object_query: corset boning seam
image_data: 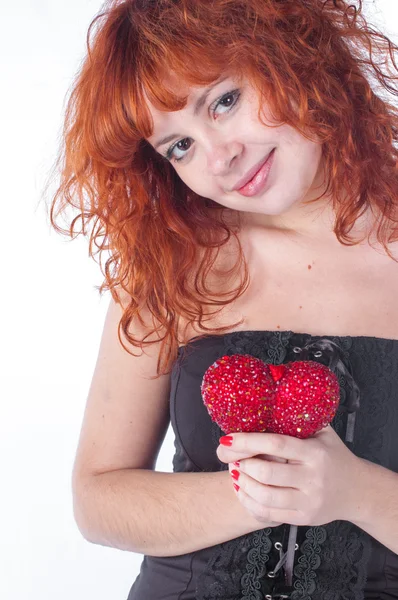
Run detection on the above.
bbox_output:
[171,353,204,472]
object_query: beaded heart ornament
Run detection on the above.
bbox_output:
[201,354,340,438]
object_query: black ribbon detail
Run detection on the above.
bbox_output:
[288,337,360,422]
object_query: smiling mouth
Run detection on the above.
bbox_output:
[231,149,275,192]
[233,148,276,197]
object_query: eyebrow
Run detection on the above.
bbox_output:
[154,76,229,150]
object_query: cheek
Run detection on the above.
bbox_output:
[176,165,214,196]
[291,144,323,193]
[304,142,324,183]
[282,127,323,177]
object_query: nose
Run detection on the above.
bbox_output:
[206,139,243,176]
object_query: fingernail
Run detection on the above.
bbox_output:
[231,469,240,481]
[233,483,240,492]
[233,461,240,467]
[219,435,233,446]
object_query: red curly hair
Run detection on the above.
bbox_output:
[47,0,398,377]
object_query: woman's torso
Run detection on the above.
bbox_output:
[128,219,398,600]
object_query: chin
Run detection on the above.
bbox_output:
[264,181,314,212]
[251,195,300,216]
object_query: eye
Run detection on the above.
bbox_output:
[165,138,193,163]
[165,89,241,163]
[210,89,241,119]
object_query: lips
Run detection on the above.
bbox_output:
[231,149,275,191]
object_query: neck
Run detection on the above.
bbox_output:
[238,167,376,246]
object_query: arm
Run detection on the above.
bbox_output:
[350,458,398,555]
[74,468,266,556]
[72,294,275,557]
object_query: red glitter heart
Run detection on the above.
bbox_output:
[201,354,340,438]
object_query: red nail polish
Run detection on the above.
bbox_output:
[233,461,240,467]
[231,469,240,481]
[219,435,233,446]
[233,483,240,492]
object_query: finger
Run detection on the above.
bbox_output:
[218,449,288,465]
[233,467,302,510]
[257,454,288,464]
[224,432,310,462]
[233,481,302,525]
[217,445,293,465]
[239,457,302,489]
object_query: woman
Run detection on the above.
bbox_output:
[49,0,398,598]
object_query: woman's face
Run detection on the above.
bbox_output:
[146,74,325,219]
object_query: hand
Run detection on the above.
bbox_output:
[216,425,366,527]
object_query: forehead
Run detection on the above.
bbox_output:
[144,75,190,118]
[144,72,235,143]
[143,74,195,138]
[145,72,221,117]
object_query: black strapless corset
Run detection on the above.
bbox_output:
[127,330,398,600]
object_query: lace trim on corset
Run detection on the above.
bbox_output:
[290,526,327,598]
[241,529,274,599]
[195,531,268,600]
[196,330,374,600]
[290,521,372,600]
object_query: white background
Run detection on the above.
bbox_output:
[0,1,397,599]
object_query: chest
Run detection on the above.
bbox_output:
[196,231,398,340]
